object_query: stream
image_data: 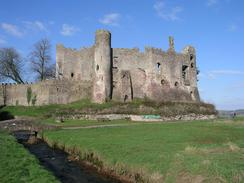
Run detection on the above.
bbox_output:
[13,130,121,183]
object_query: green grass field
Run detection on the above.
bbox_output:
[0,132,58,183]
[43,120,244,183]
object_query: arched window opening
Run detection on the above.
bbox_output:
[191,63,194,68]
[190,54,194,61]
[161,79,165,85]
[96,64,99,71]
[71,73,74,78]
[182,65,188,80]
[124,95,128,102]
[190,91,195,100]
[156,62,161,72]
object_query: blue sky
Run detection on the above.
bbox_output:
[0,0,243,110]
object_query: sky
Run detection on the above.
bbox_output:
[0,0,243,110]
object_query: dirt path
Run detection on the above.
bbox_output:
[61,124,135,130]
[60,119,207,130]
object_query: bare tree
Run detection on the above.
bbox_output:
[45,63,55,79]
[0,48,24,84]
[30,38,55,81]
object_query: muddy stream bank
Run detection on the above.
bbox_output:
[13,130,122,183]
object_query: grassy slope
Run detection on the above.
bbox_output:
[0,99,216,120]
[0,100,94,118]
[0,132,58,183]
[43,120,244,182]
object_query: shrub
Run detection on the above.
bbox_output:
[26,87,32,105]
[31,94,37,106]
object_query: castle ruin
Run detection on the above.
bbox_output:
[0,30,200,106]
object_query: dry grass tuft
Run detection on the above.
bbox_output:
[191,175,206,183]
[27,136,38,144]
[184,143,242,155]
[184,146,208,155]
[176,172,206,183]
[202,159,211,166]
[150,172,164,183]
[226,142,240,152]
[184,146,199,153]
[232,171,244,183]
[210,176,227,183]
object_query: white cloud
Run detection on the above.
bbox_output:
[217,97,244,110]
[207,0,231,7]
[48,21,55,25]
[207,0,218,6]
[0,38,6,45]
[23,21,48,32]
[199,70,244,80]
[227,82,244,90]
[60,24,80,36]
[227,24,238,32]
[198,88,205,93]
[1,23,24,37]
[210,70,244,75]
[153,1,183,21]
[99,13,120,26]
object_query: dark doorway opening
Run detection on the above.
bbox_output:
[124,95,128,102]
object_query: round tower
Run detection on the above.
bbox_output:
[182,46,200,102]
[92,30,112,103]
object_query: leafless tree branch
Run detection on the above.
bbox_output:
[0,48,24,84]
[29,38,55,81]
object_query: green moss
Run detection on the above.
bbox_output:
[26,87,32,105]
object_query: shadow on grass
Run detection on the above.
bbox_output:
[0,106,14,121]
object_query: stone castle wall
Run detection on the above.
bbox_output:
[56,45,95,81]
[0,30,200,106]
[111,46,199,102]
[0,79,92,106]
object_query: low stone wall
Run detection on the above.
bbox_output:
[0,79,92,106]
[0,119,57,132]
[56,113,217,122]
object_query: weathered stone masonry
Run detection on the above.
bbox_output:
[0,30,200,106]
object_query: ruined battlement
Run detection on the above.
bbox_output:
[113,48,140,53]
[0,30,200,106]
[144,47,166,55]
[56,44,94,55]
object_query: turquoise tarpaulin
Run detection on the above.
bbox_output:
[143,115,161,119]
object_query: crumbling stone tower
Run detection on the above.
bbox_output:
[93,30,112,103]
